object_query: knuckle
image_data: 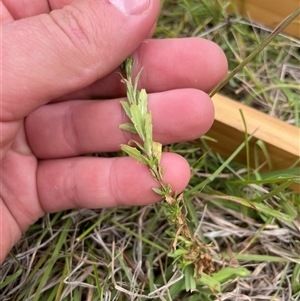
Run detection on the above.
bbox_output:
[49,4,99,60]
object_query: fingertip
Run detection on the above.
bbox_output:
[182,38,228,92]
[111,153,190,206]
[200,39,228,91]
[160,152,191,194]
[133,37,228,93]
[150,88,215,143]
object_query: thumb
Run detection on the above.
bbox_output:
[2,0,160,120]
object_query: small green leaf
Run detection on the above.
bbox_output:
[211,267,251,283]
[168,248,188,258]
[185,265,197,292]
[120,100,132,119]
[130,104,145,141]
[120,145,149,165]
[152,141,162,164]
[138,89,148,117]
[152,187,165,196]
[119,123,137,134]
[198,273,221,292]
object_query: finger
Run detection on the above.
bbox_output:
[0,2,15,24]
[2,0,160,121]
[26,89,214,158]
[2,0,156,37]
[37,153,191,213]
[134,38,228,93]
[2,0,51,19]
[2,0,78,19]
[55,38,228,101]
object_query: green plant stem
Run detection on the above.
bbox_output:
[119,57,215,280]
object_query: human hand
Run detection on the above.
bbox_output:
[0,0,227,264]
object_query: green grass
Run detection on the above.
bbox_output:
[1,1,299,300]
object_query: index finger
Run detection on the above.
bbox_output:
[55,38,228,101]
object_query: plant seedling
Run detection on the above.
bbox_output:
[119,58,214,283]
[118,7,300,289]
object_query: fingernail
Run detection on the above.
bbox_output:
[108,0,149,15]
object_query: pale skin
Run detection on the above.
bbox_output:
[0,0,228,264]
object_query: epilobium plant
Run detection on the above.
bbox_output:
[119,58,214,284]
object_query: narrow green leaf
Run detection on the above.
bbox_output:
[119,123,137,134]
[239,109,250,180]
[185,265,197,292]
[152,141,162,164]
[138,89,148,117]
[229,176,298,185]
[33,218,73,301]
[198,273,221,292]
[254,202,295,223]
[250,179,295,202]
[186,132,256,197]
[121,144,149,165]
[0,265,23,290]
[120,100,132,119]
[152,187,165,196]
[222,253,296,262]
[130,104,145,140]
[254,140,273,170]
[144,112,153,156]
[211,267,251,283]
[203,194,294,223]
[168,249,188,258]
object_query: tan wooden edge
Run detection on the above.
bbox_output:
[206,93,300,193]
[226,0,300,39]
